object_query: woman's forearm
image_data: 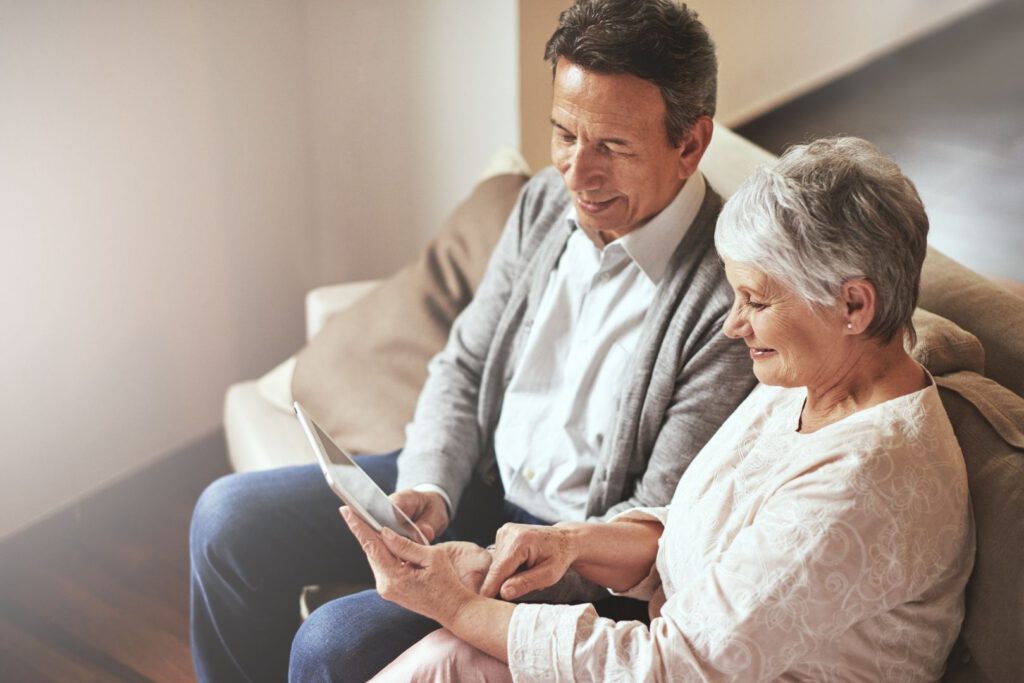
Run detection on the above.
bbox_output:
[443,594,516,663]
[559,519,662,592]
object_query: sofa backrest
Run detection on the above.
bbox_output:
[910,248,1024,682]
[919,247,1024,397]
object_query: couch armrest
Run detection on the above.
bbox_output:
[226,278,382,472]
[305,280,381,341]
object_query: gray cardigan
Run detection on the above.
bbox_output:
[398,167,756,526]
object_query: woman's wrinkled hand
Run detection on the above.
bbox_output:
[340,507,486,623]
[480,523,579,601]
[442,540,493,593]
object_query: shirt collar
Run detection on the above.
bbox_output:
[563,172,706,284]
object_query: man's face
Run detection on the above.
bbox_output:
[550,59,693,242]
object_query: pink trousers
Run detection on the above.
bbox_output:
[370,629,513,683]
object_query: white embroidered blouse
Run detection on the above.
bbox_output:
[507,381,975,682]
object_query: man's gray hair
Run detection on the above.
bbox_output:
[715,137,929,346]
[544,0,717,146]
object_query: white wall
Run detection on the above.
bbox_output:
[0,0,518,542]
[303,1,519,283]
[689,0,997,125]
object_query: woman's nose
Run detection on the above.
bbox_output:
[722,304,749,339]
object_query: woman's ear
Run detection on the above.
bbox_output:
[841,279,876,335]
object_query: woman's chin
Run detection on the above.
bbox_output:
[751,365,796,388]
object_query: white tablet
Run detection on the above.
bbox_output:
[294,401,428,545]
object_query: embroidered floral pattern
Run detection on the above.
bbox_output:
[508,383,975,682]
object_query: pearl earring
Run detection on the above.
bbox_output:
[847,323,853,330]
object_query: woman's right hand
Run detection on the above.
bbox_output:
[481,518,664,599]
[480,523,579,600]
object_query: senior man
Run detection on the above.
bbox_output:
[190,1,755,681]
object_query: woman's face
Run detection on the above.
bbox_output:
[722,257,846,388]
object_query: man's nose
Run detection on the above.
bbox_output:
[562,146,604,193]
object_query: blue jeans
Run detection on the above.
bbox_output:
[189,452,546,683]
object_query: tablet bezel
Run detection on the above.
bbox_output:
[294,401,428,545]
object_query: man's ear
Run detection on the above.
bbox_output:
[841,278,877,335]
[677,115,714,179]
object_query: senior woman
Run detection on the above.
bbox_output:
[343,137,975,681]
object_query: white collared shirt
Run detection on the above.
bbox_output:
[491,173,707,522]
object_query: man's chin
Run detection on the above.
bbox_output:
[575,213,627,237]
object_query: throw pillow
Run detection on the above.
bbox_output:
[291,172,528,454]
[909,308,985,376]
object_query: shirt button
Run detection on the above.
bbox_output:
[524,469,535,481]
[601,272,611,282]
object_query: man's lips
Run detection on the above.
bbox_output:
[748,346,776,360]
[575,196,617,214]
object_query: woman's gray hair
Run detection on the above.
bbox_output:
[715,136,929,346]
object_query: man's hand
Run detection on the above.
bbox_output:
[479,523,579,601]
[389,489,450,543]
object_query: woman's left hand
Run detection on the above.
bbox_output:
[340,507,489,624]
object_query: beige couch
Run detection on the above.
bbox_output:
[224,125,1024,681]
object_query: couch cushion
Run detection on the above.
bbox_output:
[904,310,1024,681]
[936,381,1024,683]
[291,172,528,454]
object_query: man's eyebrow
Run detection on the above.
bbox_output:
[550,118,571,134]
[602,135,632,147]
[549,118,632,147]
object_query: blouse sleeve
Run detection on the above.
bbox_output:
[603,506,669,601]
[507,442,966,682]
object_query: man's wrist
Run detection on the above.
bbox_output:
[412,484,453,517]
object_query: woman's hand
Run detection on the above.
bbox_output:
[340,507,481,624]
[343,506,517,664]
[480,523,579,600]
[442,540,494,593]
[482,519,665,598]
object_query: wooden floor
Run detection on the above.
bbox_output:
[0,435,230,683]
[738,0,1024,284]
[1,3,1020,681]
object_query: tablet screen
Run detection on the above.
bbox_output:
[299,405,427,544]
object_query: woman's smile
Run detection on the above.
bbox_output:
[748,346,776,360]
